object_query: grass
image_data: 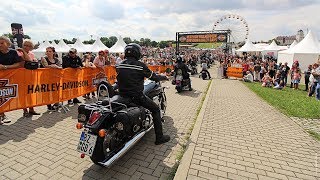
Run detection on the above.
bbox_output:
[244,82,319,119]
[167,80,212,180]
[308,131,320,141]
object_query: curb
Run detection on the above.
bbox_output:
[174,78,214,180]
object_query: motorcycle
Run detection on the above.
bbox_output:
[200,70,208,80]
[189,64,198,75]
[76,79,167,167]
[172,69,192,93]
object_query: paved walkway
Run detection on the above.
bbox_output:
[0,69,211,179]
[175,68,320,180]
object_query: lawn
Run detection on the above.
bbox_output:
[244,82,319,119]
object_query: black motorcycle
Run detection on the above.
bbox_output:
[76,80,167,167]
[172,69,192,93]
[189,64,198,75]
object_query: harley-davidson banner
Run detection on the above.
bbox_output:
[178,33,227,43]
[0,65,172,113]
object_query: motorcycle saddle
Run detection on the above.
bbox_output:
[101,95,137,108]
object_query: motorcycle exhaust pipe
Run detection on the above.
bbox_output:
[99,125,154,167]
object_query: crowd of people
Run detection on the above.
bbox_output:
[1,34,319,125]
[217,54,320,101]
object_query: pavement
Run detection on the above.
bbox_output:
[175,66,320,180]
[0,69,211,179]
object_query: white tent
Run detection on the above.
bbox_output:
[33,40,52,59]
[33,40,51,53]
[72,38,88,52]
[51,41,59,49]
[262,40,288,60]
[254,43,269,51]
[56,39,71,53]
[289,40,298,49]
[278,30,320,70]
[90,37,109,53]
[109,36,127,53]
[236,39,261,52]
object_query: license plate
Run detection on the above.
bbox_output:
[77,131,97,156]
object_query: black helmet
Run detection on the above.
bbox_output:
[176,56,182,63]
[124,43,142,60]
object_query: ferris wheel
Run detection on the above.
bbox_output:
[213,14,249,44]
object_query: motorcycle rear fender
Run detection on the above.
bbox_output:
[85,112,113,133]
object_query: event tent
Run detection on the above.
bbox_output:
[33,40,52,59]
[261,40,288,60]
[278,30,320,70]
[289,40,298,49]
[109,36,127,53]
[56,39,71,53]
[51,41,59,49]
[90,37,109,52]
[236,39,261,52]
[72,38,88,52]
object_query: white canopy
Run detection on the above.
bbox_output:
[278,30,320,70]
[72,38,88,52]
[51,41,59,49]
[33,40,51,52]
[236,39,261,52]
[90,37,109,53]
[56,39,71,52]
[109,36,127,53]
[289,40,298,49]
[264,40,285,51]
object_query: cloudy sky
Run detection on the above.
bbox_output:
[0,0,319,43]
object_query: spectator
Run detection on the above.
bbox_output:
[292,68,301,90]
[93,50,106,68]
[253,62,261,82]
[309,63,319,97]
[283,62,290,86]
[304,65,312,91]
[261,73,272,87]
[312,63,320,100]
[273,70,284,89]
[82,54,96,99]
[62,48,83,105]
[21,40,40,117]
[243,71,253,82]
[41,47,62,111]
[0,36,24,124]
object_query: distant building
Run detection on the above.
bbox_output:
[275,30,305,46]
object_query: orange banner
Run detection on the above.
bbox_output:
[226,67,243,78]
[0,65,173,113]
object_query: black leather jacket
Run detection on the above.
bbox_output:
[62,55,83,68]
[116,57,166,97]
[174,62,190,79]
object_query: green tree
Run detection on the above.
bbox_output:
[144,38,151,47]
[54,40,59,44]
[139,38,145,46]
[151,41,158,47]
[83,39,95,45]
[63,39,73,44]
[109,36,117,47]
[100,37,110,47]
[158,41,169,48]
[71,38,77,44]
[123,37,132,44]
[2,33,31,39]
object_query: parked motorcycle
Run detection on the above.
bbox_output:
[76,79,167,167]
[201,70,208,80]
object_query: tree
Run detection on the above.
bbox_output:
[109,36,117,47]
[132,39,140,44]
[54,40,59,44]
[158,41,169,48]
[144,38,151,47]
[71,38,77,44]
[83,39,95,45]
[151,41,158,47]
[2,33,31,39]
[100,37,110,47]
[123,37,132,44]
[63,39,73,44]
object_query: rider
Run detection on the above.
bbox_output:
[174,56,192,89]
[200,59,211,79]
[116,43,170,145]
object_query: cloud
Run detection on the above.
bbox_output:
[0,0,319,43]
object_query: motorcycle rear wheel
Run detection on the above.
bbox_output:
[90,137,105,166]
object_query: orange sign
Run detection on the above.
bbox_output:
[226,67,243,78]
[0,65,173,113]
